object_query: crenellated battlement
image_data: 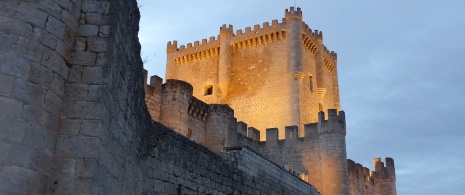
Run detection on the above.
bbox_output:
[220,24,234,35]
[162,79,193,95]
[318,109,346,136]
[347,159,376,184]
[188,96,210,121]
[285,6,302,19]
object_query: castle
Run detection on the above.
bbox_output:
[145,7,397,195]
[0,0,395,194]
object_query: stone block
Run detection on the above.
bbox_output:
[0,15,33,38]
[0,140,12,164]
[0,1,18,17]
[77,24,98,36]
[64,27,76,48]
[27,62,53,88]
[99,25,111,37]
[56,39,72,63]
[87,37,113,52]
[82,66,108,84]
[0,165,39,194]
[50,73,65,97]
[0,73,15,97]
[41,47,69,77]
[17,38,44,63]
[0,96,23,117]
[61,10,78,31]
[68,0,81,19]
[80,120,104,137]
[9,143,33,167]
[14,79,46,107]
[85,13,117,25]
[60,119,81,136]
[43,90,63,116]
[63,101,106,119]
[46,15,66,38]
[95,53,112,66]
[42,32,58,49]
[14,5,48,28]
[68,136,101,158]
[71,51,97,66]
[21,119,55,148]
[68,65,83,83]
[38,0,62,20]
[74,37,86,51]
[82,1,109,13]
[0,114,27,143]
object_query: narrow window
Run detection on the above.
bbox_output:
[309,75,314,92]
[204,85,213,96]
[187,128,193,138]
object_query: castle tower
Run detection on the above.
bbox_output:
[285,7,305,130]
[218,24,233,97]
[159,79,193,136]
[375,157,397,195]
[318,109,349,194]
[163,7,341,140]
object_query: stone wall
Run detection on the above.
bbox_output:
[0,0,321,194]
[0,0,78,193]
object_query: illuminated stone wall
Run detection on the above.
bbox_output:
[165,7,340,140]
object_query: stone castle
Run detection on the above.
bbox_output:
[0,0,395,194]
[145,6,397,195]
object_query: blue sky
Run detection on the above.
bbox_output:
[137,1,465,194]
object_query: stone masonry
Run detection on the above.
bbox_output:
[0,1,395,194]
[148,6,397,195]
[0,0,321,194]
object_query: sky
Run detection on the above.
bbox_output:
[137,1,465,194]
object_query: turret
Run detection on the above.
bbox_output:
[218,24,233,97]
[159,80,193,136]
[374,157,397,195]
[285,7,304,131]
[317,109,349,195]
[205,104,236,153]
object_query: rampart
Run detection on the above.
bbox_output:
[144,72,396,194]
[0,0,320,194]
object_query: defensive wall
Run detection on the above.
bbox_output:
[144,72,396,194]
[0,0,322,194]
[164,7,340,140]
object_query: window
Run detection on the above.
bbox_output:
[309,75,314,92]
[204,85,213,96]
[187,128,193,138]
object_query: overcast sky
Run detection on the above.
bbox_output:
[137,1,465,194]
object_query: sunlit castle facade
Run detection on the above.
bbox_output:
[144,7,396,195]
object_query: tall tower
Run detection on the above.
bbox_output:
[164,7,340,140]
[218,24,233,97]
[285,7,304,130]
[318,109,349,194]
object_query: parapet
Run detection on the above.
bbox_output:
[188,96,210,121]
[220,24,233,35]
[247,127,260,141]
[374,157,396,180]
[209,104,234,116]
[167,40,178,53]
[285,7,302,19]
[317,109,346,136]
[162,79,193,95]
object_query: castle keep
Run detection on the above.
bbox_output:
[0,0,395,194]
[165,7,340,140]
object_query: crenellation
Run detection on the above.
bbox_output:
[247,127,260,141]
[265,128,279,143]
